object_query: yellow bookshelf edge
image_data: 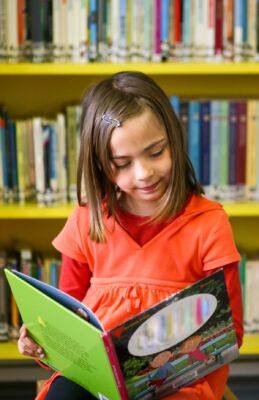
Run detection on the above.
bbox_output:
[0,334,258,360]
[0,202,259,219]
[2,62,259,76]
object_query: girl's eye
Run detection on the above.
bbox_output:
[150,148,164,158]
[113,162,130,169]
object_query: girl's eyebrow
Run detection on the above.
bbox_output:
[111,138,167,159]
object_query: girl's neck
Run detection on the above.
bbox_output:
[119,194,157,217]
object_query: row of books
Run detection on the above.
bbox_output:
[173,97,259,201]
[0,0,259,64]
[0,248,61,341]
[1,96,259,205]
[0,105,81,205]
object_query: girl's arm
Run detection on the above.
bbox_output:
[58,253,91,300]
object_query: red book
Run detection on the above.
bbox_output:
[215,0,223,56]
[174,0,181,43]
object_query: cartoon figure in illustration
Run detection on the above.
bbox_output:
[147,351,176,393]
[180,335,215,366]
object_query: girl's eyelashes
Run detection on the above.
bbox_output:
[113,161,130,169]
[149,148,164,158]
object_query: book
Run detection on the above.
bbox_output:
[5,268,239,400]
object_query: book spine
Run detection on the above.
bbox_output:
[188,101,201,181]
[234,0,243,61]
[200,101,211,193]
[179,101,189,150]
[30,0,45,62]
[152,0,161,61]
[247,0,256,60]
[118,0,127,62]
[102,332,129,400]
[160,0,169,60]
[56,113,68,204]
[33,117,45,206]
[228,101,237,199]
[6,0,19,62]
[89,0,98,61]
[0,251,9,341]
[206,0,215,61]
[209,100,221,198]
[174,0,181,59]
[215,0,223,59]
[245,100,257,200]
[0,0,7,62]
[143,0,152,61]
[223,0,234,60]
[236,101,247,199]
[218,100,229,200]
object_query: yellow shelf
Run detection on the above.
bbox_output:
[0,202,259,219]
[0,334,258,360]
[0,204,74,219]
[222,202,259,217]
[240,334,259,355]
[0,341,29,360]
[2,62,259,76]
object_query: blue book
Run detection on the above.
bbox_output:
[8,121,18,201]
[188,101,200,181]
[160,0,169,60]
[170,95,180,117]
[89,0,98,61]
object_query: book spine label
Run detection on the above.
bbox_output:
[102,332,129,400]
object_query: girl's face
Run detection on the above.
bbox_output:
[110,109,172,216]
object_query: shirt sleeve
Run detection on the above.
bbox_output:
[52,206,90,262]
[201,210,240,270]
[58,254,91,302]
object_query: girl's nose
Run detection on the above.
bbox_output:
[134,160,153,180]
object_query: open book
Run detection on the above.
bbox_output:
[5,269,239,400]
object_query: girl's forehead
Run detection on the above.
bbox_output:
[109,110,167,153]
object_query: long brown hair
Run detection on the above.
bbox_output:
[77,71,203,242]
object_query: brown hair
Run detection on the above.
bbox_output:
[77,71,203,242]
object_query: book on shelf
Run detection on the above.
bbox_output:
[5,268,239,400]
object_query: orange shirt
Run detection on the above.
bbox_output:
[52,194,242,399]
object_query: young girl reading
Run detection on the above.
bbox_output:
[18,71,243,400]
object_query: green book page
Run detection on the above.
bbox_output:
[5,269,121,400]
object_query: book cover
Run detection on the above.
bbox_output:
[5,268,239,400]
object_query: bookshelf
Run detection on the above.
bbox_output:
[1,62,259,382]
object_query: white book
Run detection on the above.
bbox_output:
[193,0,206,61]
[206,0,215,61]
[111,0,119,62]
[78,0,88,62]
[32,117,45,206]
[52,0,62,61]
[0,0,6,62]
[56,113,68,204]
[60,0,69,61]
[5,0,19,62]
[143,0,152,61]
[247,0,257,60]
[67,0,82,62]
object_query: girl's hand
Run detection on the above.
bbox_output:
[18,324,45,358]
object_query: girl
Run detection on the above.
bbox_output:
[18,71,243,400]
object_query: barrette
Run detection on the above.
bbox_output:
[101,114,121,128]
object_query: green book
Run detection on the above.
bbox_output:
[5,269,239,400]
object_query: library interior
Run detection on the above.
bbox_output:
[0,1,259,399]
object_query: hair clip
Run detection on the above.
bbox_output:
[101,114,121,128]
